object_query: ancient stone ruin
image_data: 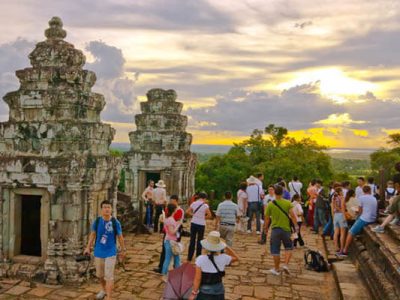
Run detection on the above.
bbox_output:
[125,88,196,208]
[0,17,119,284]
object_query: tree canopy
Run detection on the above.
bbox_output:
[195,124,334,205]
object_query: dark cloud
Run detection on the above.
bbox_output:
[295,21,313,29]
[85,41,125,80]
[0,38,36,120]
[187,83,344,132]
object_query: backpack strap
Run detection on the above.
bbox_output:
[94,216,101,247]
[111,217,118,243]
[272,201,295,232]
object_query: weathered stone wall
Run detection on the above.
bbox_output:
[125,88,196,208]
[0,17,119,284]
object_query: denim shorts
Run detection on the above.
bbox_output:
[349,218,372,236]
[270,228,293,256]
[333,213,348,229]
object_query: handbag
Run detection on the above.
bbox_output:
[170,240,184,255]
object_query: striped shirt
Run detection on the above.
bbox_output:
[216,200,238,226]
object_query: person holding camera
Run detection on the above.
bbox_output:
[84,200,126,300]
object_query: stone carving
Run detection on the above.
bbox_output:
[125,88,196,211]
[0,17,119,284]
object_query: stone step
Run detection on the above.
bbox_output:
[322,236,372,300]
[348,223,400,300]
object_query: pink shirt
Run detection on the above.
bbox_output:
[164,217,178,241]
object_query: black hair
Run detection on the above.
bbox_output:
[170,194,179,201]
[345,189,355,202]
[225,191,232,199]
[311,179,317,185]
[147,180,154,185]
[256,173,263,179]
[276,177,283,183]
[367,177,374,184]
[291,194,300,202]
[358,177,365,181]
[342,181,350,187]
[239,182,247,191]
[166,204,177,218]
[293,176,298,181]
[100,200,112,208]
[274,184,284,196]
[198,192,208,199]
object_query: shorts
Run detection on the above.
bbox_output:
[349,219,372,236]
[333,213,348,229]
[270,228,293,256]
[95,256,116,281]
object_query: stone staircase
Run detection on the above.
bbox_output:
[349,219,400,300]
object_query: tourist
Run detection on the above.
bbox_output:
[255,173,266,219]
[141,180,154,229]
[155,195,184,273]
[246,176,264,234]
[368,177,379,199]
[355,177,365,199]
[341,185,377,257]
[153,180,167,233]
[84,200,125,300]
[278,181,291,200]
[215,191,239,247]
[313,180,328,234]
[189,231,239,300]
[331,187,348,256]
[323,182,342,238]
[342,181,351,198]
[161,203,182,276]
[306,179,318,227]
[291,194,305,248]
[236,182,248,233]
[289,176,303,199]
[265,185,298,275]
[186,192,212,262]
[372,176,400,233]
[344,189,359,227]
[259,185,276,244]
[385,180,396,202]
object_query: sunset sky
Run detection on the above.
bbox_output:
[1,0,400,148]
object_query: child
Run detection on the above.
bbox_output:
[292,194,305,247]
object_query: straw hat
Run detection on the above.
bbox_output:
[156,180,167,188]
[200,231,226,252]
[246,175,258,185]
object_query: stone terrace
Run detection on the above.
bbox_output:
[0,222,340,299]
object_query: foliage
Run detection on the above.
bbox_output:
[331,158,370,178]
[195,153,223,164]
[118,168,126,192]
[109,148,124,157]
[195,124,334,205]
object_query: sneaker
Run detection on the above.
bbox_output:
[339,252,348,258]
[96,291,106,300]
[269,268,281,276]
[335,251,342,257]
[282,265,291,275]
[372,225,384,233]
[247,230,251,234]
[390,217,399,225]
[256,231,261,235]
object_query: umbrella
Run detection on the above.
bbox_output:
[163,263,196,299]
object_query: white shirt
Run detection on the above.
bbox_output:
[237,190,247,212]
[264,194,275,206]
[342,188,348,199]
[355,186,364,199]
[288,181,303,197]
[292,200,303,222]
[196,254,232,273]
[190,200,209,226]
[153,187,167,205]
[359,194,377,223]
[246,184,263,203]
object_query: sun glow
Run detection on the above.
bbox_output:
[279,68,376,102]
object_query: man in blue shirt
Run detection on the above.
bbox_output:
[84,200,126,300]
[341,185,377,257]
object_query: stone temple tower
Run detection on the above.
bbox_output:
[125,88,196,208]
[0,17,119,283]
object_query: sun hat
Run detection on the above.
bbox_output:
[200,231,226,252]
[246,176,258,185]
[156,180,167,188]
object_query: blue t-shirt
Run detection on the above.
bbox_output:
[358,195,377,223]
[91,217,122,258]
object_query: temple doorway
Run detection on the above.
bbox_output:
[20,195,41,256]
[145,172,160,189]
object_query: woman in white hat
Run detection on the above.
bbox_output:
[189,231,239,300]
[153,180,167,233]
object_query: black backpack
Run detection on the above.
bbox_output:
[94,216,118,246]
[304,250,329,272]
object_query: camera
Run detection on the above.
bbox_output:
[75,255,91,262]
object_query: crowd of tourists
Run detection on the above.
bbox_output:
[83,162,400,300]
